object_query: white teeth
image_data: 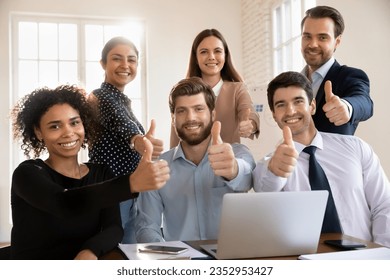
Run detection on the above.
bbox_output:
[307,50,320,55]
[61,141,77,147]
[186,125,200,130]
[118,72,130,76]
[286,119,299,124]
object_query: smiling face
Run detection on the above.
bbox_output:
[196,36,225,79]
[301,17,341,72]
[34,103,84,161]
[172,93,215,146]
[272,86,317,144]
[101,43,138,91]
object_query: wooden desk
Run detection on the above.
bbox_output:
[100,233,382,260]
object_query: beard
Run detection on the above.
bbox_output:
[302,47,333,70]
[176,120,213,146]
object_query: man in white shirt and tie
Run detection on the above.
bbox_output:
[253,71,390,247]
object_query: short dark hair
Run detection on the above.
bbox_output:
[267,71,313,112]
[169,77,216,114]
[101,36,138,64]
[11,85,94,158]
[301,6,345,38]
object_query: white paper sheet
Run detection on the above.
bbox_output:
[118,241,209,260]
[299,247,390,260]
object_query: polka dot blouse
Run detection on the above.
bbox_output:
[88,82,145,176]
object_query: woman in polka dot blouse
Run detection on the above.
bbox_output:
[88,37,163,244]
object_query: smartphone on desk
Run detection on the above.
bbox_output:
[138,245,188,255]
[324,239,367,250]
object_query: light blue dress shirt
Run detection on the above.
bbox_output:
[135,142,255,242]
[253,131,390,247]
[303,57,335,98]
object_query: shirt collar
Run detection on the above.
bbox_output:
[314,57,335,79]
[301,57,335,80]
[212,79,223,96]
[172,144,186,161]
[295,130,324,154]
[101,82,129,102]
[171,140,211,164]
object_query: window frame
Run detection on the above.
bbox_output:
[10,12,147,167]
[272,0,316,76]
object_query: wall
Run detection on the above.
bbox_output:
[0,0,242,242]
[241,0,280,161]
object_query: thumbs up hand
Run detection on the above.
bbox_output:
[322,80,350,126]
[239,108,256,138]
[268,126,298,178]
[129,137,170,192]
[143,119,164,159]
[211,120,223,145]
[208,121,238,181]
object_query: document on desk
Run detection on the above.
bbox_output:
[299,247,390,260]
[118,241,209,260]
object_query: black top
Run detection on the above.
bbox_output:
[10,159,137,260]
[88,82,145,176]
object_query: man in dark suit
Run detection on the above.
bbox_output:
[301,6,373,135]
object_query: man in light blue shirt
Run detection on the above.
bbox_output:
[135,77,255,242]
[253,71,390,247]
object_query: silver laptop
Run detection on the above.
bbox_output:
[201,191,328,259]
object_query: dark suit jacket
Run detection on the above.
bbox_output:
[313,60,373,135]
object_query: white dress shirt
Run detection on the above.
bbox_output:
[253,131,390,247]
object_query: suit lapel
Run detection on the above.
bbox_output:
[316,60,340,105]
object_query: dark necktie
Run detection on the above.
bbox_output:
[303,146,341,233]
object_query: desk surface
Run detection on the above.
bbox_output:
[100,233,382,260]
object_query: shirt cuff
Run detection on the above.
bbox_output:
[341,99,353,119]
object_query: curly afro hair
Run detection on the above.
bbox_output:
[11,84,95,159]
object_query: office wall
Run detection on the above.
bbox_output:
[0,0,242,242]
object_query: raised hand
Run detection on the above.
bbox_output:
[130,137,170,193]
[208,121,238,181]
[142,119,164,159]
[239,108,256,138]
[322,80,350,126]
[268,126,298,178]
[211,120,223,145]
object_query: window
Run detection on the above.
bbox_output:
[272,0,316,75]
[11,14,146,166]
